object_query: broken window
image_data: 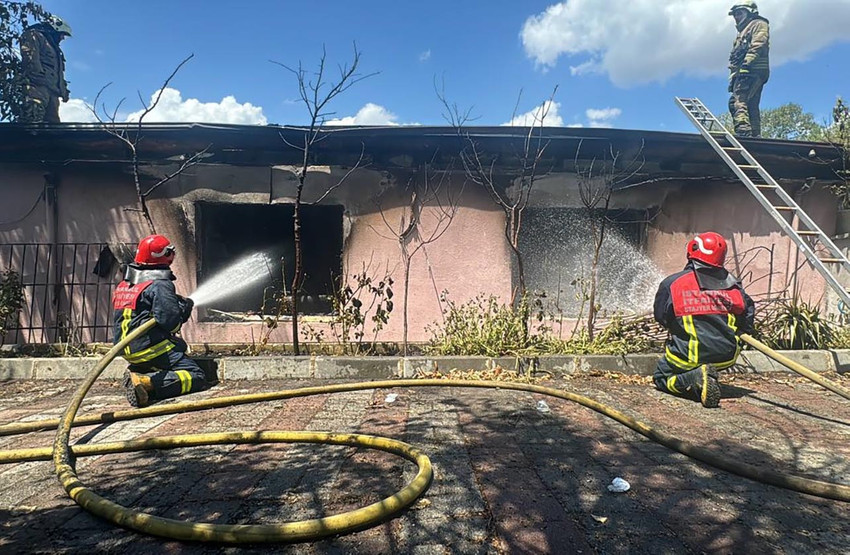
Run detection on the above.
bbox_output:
[196,202,343,317]
[520,207,659,316]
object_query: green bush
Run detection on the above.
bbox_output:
[427,293,656,357]
[427,293,541,356]
[0,269,24,341]
[546,315,655,355]
[757,298,835,350]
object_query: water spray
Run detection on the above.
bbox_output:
[189,252,274,307]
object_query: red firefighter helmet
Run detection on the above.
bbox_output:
[134,234,176,266]
[686,231,727,267]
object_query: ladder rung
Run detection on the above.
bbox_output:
[678,96,850,307]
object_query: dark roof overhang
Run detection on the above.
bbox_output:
[0,122,843,185]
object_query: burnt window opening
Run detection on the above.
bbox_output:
[519,207,657,317]
[196,202,343,318]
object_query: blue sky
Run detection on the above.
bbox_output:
[42,0,850,133]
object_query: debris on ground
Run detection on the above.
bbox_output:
[607,477,631,493]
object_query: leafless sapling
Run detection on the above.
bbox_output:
[270,43,377,355]
[88,54,210,234]
[371,154,464,355]
[437,81,558,305]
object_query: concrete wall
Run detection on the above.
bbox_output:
[0,162,841,344]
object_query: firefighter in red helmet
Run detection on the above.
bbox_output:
[112,235,210,407]
[652,232,755,408]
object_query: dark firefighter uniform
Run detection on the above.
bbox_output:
[112,264,207,401]
[653,260,755,397]
[727,2,770,137]
[20,23,69,123]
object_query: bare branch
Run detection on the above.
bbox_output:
[308,143,369,205]
[142,145,212,198]
[137,53,194,124]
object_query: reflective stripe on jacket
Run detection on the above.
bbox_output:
[112,265,185,363]
[654,264,755,370]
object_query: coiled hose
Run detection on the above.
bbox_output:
[0,323,848,543]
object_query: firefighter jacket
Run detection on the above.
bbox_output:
[112,264,192,364]
[654,262,755,371]
[729,14,770,79]
[20,24,69,99]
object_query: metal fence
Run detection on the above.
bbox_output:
[1,243,131,344]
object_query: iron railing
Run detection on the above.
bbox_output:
[1,243,131,344]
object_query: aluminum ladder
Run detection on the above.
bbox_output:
[675,96,850,308]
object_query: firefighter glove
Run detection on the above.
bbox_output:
[178,296,194,322]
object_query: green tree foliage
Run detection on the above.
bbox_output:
[0,269,25,341]
[0,1,50,122]
[831,97,850,149]
[719,102,826,141]
[825,97,850,207]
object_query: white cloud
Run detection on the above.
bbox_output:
[325,103,406,126]
[521,0,850,86]
[419,49,431,62]
[126,88,267,124]
[502,100,565,127]
[586,107,622,128]
[60,88,268,124]
[58,98,98,122]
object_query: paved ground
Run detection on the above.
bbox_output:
[1,371,850,554]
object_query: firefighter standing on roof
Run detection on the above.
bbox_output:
[727,0,770,138]
[112,235,211,408]
[653,232,755,408]
[19,14,71,123]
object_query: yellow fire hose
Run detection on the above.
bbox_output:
[0,323,848,543]
[740,333,850,401]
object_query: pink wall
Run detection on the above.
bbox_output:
[646,180,835,304]
[1,163,843,345]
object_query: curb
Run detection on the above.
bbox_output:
[2,350,850,380]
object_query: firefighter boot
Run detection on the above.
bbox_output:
[698,364,721,408]
[123,369,154,408]
[669,365,721,408]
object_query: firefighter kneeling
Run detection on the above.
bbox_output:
[112,235,211,407]
[653,232,755,408]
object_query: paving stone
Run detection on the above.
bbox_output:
[1,375,850,553]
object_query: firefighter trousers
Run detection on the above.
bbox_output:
[21,85,61,124]
[128,338,209,401]
[653,357,703,400]
[728,72,767,138]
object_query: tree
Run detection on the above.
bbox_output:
[438,84,558,303]
[271,44,376,355]
[574,142,644,341]
[372,155,463,355]
[0,0,49,122]
[821,97,850,208]
[88,55,210,233]
[718,102,825,141]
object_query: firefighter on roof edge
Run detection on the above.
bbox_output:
[112,235,211,408]
[727,0,770,138]
[653,232,755,408]
[19,14,71,123]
